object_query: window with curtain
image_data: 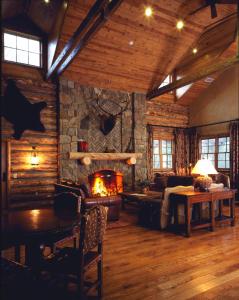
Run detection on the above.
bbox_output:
[200,136,230,169]
[152,127,174,171]
[153,139,174,170]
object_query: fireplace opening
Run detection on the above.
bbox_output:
[88,170,123,197]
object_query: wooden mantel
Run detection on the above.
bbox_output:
[68,152,143,165]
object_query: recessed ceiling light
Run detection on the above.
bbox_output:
[204,77,214,83]
[44,0,50,3]
[176,20,184,30]
[192,48,198,54]
[129,40,134,46]
[145,7,153,17]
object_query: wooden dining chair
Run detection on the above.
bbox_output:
[42,205,108,299]
[46,192,81,253]
[1,257,75,300]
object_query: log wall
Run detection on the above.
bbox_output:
[146,100,189,128]
[1,63,58,208]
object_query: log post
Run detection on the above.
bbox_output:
[126,157,137,165]
[81,156,91,165]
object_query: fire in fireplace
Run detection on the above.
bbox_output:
[88,170,123,197]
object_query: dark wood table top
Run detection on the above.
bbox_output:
[171,188,237,197]
[120,191,163,202]
[1,207,81,249]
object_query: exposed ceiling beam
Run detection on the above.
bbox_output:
[46,0,123,80]
[55,0,123,77]
[46,0,106,79]
[147,56,239,100]
[47,0,69,71]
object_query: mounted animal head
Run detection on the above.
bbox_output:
[93,91,130,135]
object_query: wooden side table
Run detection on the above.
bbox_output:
[170,189,236,237]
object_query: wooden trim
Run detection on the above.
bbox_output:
[147,56,239,99]
[68,152,142,165]
[68,152,142,160]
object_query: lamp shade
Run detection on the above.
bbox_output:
[191,159,218,176]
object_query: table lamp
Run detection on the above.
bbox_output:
[191,159,218,191]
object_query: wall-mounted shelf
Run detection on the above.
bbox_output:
[68,152,143,165]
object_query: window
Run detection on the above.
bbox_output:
[153,139,173,170]
[3,31,42,67]
[218,137,230,169]
[200,137,230,169]
[159,75,171,88]
[201,138,216,166]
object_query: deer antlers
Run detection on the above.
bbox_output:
[92,88,131,135]
[94,88,130,117]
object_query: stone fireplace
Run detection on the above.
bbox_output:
[59,78,147,189]
[88,170,123,197]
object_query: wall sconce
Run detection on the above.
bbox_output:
[30,146,39,166]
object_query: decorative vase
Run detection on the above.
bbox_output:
[78,139,88,152]
[195,175,213,191]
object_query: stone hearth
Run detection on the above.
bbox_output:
[59,78,147,188]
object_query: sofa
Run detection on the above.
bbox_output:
[152,174,194,192]
[54,183,122,221]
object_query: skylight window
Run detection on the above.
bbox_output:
[3,31,42,67]
[158,74,193,98]
[176,83,192,98]
[176,75,192,98]
[158,75,171,88]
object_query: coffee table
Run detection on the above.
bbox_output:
[120,191,163,210]
[119,191,163,229]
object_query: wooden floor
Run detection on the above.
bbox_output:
[103,205,239,300]
[2,204,239,300]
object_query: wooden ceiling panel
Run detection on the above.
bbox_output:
[3,0,235,95]
[60,0,236,93]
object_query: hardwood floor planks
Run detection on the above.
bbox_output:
[1,206,239,299]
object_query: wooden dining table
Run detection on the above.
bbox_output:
[1,207,81,267]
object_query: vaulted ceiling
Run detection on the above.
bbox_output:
[1,0,238,104]
[58,0,237,95]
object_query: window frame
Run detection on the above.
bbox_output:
[199,135,230,171]
[2,29,42,69]
[153,138,174,171]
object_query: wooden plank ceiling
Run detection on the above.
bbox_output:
[1,0,63,34]
[57,0,237,96]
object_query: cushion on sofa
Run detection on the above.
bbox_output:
[167,176,194,187]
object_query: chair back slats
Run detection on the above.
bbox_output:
[54,192,81,213]
[80,206,108,254]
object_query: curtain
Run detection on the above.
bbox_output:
[174,128,190,175]
[147,125,153,181]
[174,128,199,175]
[230,120,239,189]
[188,127,199,168]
